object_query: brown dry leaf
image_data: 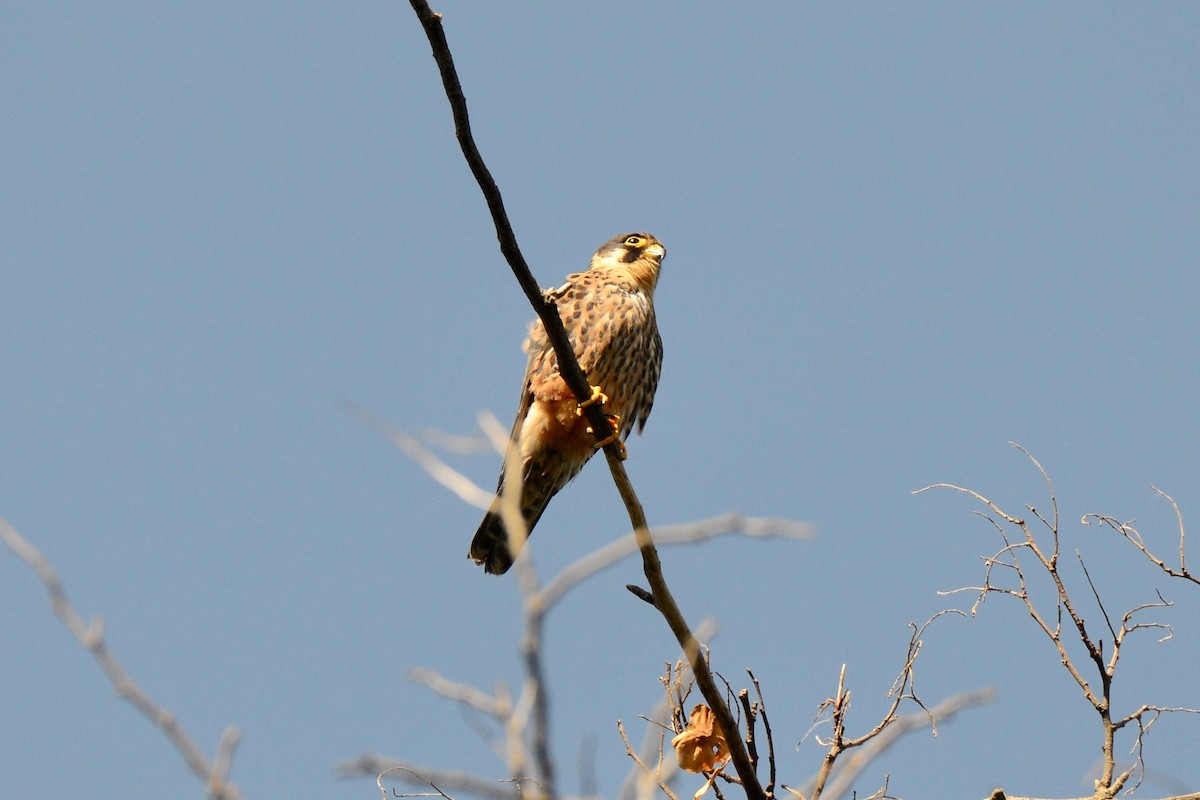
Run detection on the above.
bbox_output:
[671,703,730,774]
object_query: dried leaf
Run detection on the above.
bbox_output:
[671,704,730,774]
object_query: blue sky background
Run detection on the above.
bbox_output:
[3,3,1199,798]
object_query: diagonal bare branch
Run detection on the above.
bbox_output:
[539,515,814,610]
[1,515,244,800]
[343,401,495,510]
[407,667,509,718]
[405,4,765,797]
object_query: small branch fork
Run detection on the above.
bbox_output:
[791,611,966,800]
[738,671,777,799]
[1082,485,1198,587]
[405,3,764,798]
[617,657,704,800]
[915,442,1200,797]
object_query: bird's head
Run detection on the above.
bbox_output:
[591,232,667,292]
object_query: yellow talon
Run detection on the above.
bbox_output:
[588,414,626,460]
[576,384,609,413]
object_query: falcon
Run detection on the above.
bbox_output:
[469,233,667,574]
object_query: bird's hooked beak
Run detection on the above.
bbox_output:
[645,243,666,260]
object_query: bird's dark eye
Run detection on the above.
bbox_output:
[624,236,643,246]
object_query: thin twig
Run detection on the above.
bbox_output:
[377,767,455,800]
[801,689,995,800]
[342,402,496,510]
[0,516,244,800]
[747,671,776,798]
[407,667,509,718]
[619,720,679,800]
[1075,551,1117,645]
[343,756,518,800]
[1082,486,1198,586]
[540,515,813,609]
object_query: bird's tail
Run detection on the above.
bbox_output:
[468,457,575,575]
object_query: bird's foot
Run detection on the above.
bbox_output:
[543,281,571,302]
[576,384,609,412]
[578,386,625,459]
[588,414,626,460]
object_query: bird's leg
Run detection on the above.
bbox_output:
[576,384,609,411]
[576,386,625,459]
[588,414,626,460]
[543,281,571,302]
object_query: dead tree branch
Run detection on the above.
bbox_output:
[985,791,1200,800]
[406,4,764,796]
[619,720,680,800]
[1082,485,1198,587]
[917,442,1200,797]
[539,515,813,609]
[340,755,520,800]
[0,515,244,800]
[814,688,995,800]
[795,612,963,800]
[618,623,718,800]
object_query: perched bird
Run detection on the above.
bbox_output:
[469,233,667,574]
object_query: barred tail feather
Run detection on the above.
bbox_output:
[468,478,556,575]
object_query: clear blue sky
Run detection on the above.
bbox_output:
[3,4,1199,798]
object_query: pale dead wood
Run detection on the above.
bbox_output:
[793,612,961,800]
[814,689,995,800]
[619,720,680,800]
[1082,485,1198,586]
[342,402,495,510]
[540,516,814,610]
[407,667,509,718]
[340,755,518,800]
[917,443,1200,797]
[986,791,1200,800]
[0,515,244,800]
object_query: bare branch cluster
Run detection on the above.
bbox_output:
[332,413,806,797]
[611,616,992,800]
[619,658,778,800]
[618,658,704,800]
[789,612,985,800]
[336,667,539,800]
[917,443,1200,798]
